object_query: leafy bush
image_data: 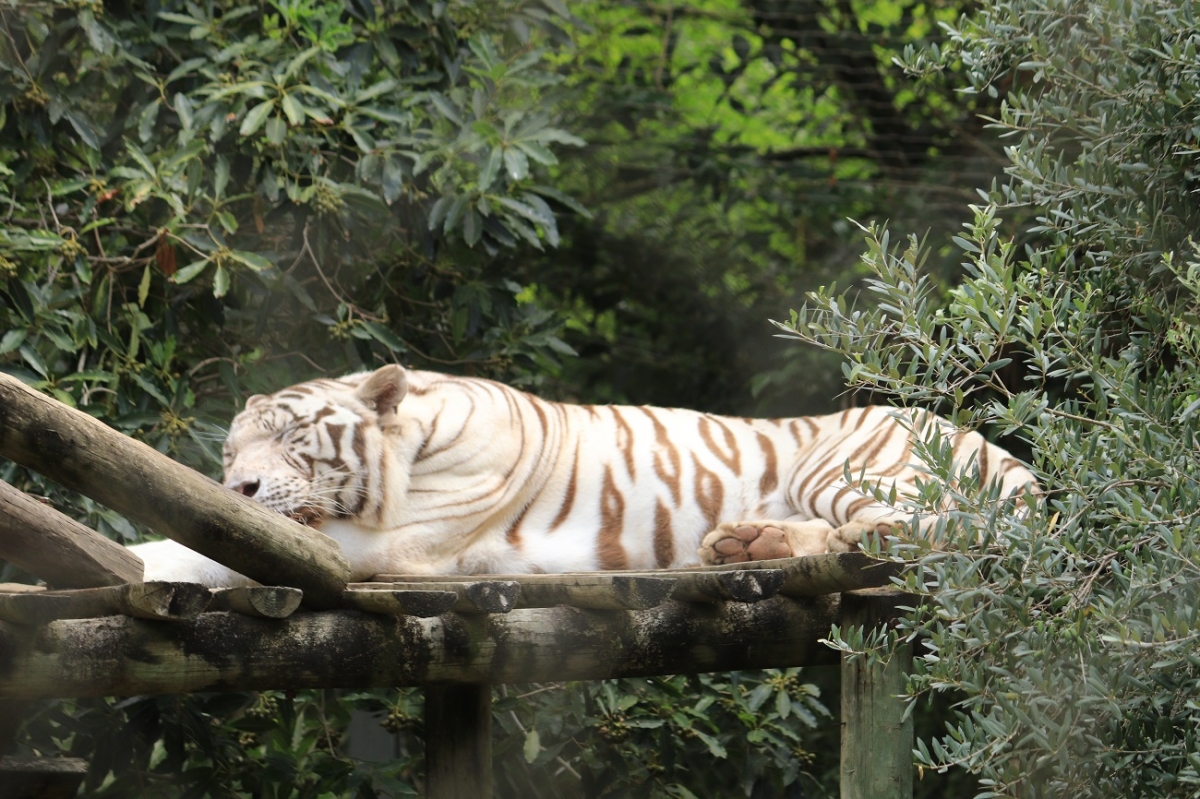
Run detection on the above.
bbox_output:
[779,0,1200,795]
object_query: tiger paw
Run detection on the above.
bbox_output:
[698,520,833,565]
[827,520,909,553]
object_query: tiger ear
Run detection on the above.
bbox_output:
[357,365,408,421]
[245,394,268,409]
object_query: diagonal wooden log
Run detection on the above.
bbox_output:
[0,478,143,588]
[0,595,843,698]
[0,581,211,624]
[0,373,349,608]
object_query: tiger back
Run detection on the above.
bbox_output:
[132,364,1036,585]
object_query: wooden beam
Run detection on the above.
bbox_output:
[373,569,784,606]
[0,373,349,608]
[341,589,457,617]
[425,684,492,799]
[353,581,521,614]
[373,552,904,600]
[840,590,913,799]
[0,582,211,624]
[0,595,841,698]
[0,478,143,588]
[0,756,88,799]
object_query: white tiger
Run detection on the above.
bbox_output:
[133,365,1036,585]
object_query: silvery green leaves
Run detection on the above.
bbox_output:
[780,2,1200,796]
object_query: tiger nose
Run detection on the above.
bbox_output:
[230,479,260,498]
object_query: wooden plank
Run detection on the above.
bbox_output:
[668,569,784,603]
[372,570,779,606]
[0,582,211,624]
[425,684,492,799]
[0,373,349,609]
[840,589,913,799]
[0,584,45,594]
[352,581,521,614]
[342,589,457,617]
[0,479,144,589]
[0,756,87,799]
[0,595,842,698]
[372,552,905,599]
[209,587,304,618]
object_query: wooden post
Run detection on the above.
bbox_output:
[840,590,913,799]
[0,479,144,588]
[0,373,349,608]
[425,684,492,799]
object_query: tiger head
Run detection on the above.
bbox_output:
[221,365,408,528]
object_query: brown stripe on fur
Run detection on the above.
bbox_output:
[852,407,873,431]
[654,499,675,568]
[639,407,682,506]
[700,416,741,474]
[506,502,531,545]
[612,407,637,480]
[844,495,876,521]
[978,441,990,482]
[692,453,725,531]
[415,396,473,462]
[598,466,628,569]
[756,431,779,496]
[549,445,580,532]
[788,420,805,447]
[794,427,890,517]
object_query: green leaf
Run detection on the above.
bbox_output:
[503,148,529,180]
[479,147,502,191]
[382,157,404,205]
[172,259,210,284]
[428,92,462,126]
[265,115,287,145]
[227,250,274,272]
[138,264,152,308]
[693,730,728,759]
[0,329,27,355]
[361,321,406,352]
[214,155,230,198]
[138,101,160,143]
[174,93,194,130]
[19,344,48,378]
[281,93,305,126]
[240,99,276,136]
[463,210,482,246]
[522,729,540,764]
[212,264,230,298]
[355,78,398,103]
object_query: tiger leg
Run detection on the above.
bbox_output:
[698,519,836,565]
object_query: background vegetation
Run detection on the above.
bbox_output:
[5,0,1195,795]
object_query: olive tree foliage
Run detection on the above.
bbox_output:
[779,0,1200,796]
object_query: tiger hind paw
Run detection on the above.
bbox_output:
[698,520,835,565]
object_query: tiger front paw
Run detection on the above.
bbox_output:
[698,520,834,565]
[827,520,910,553]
